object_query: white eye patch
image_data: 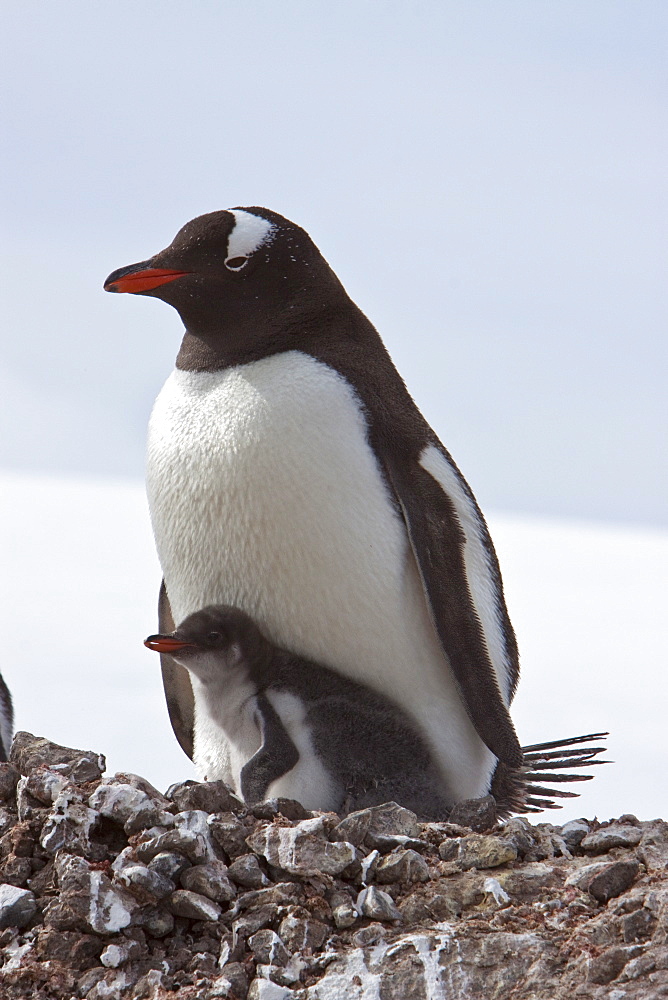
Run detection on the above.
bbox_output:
[226,209,275,262]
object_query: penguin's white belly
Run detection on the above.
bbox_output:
[147,350,494,800]
[188,672,262,794]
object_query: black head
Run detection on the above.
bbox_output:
[104,207,347,369]
[144,604,272,680]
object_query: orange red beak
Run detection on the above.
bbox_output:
[104,263,190,294]
[144,635,195,654]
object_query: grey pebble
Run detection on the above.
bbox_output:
[364,802,420,839]
[501,818,536,857]
[213,962,249,999]
[169,888,222,921]
[456,834,518,870]
[0,883,37,929]
[588,860,640,903]
[167,779,243,814]
[251,797,311,822]
[10,731,105,782]
[329,890,358,929]
[247,978,295,999]
[124,805,174,835]
[136,827,207,864]
[356,885,402,922]
[351,922,386,947]
[173,809,221,860]
[235,882,304,913]
[180,861,236,903]
[448,795,497,832]
[581,825,643,853]
[89,782,154,824]
[248,928,291,966]
[365,832,429,853]
[228,853,270,889]
[208,811,251,858]
[246,816,356,877]
[559,819,591,849]
[375,849,430,884]
[115,864,175,900]
[622,906,656,943]
[438,838,461,862]
[100,937,143,968]
[329,802,419,849]
[232,904,278,939]
[135,904,174,938]
[16,777,47,821]
[22,767,68,807]
[0,763,20,800]
[148,850,192,881]
[255,962,303,987]
[330,810,370,846]
[39,791,99,855]
[278,912,329,952]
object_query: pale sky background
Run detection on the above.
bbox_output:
[2,1,665,524]
[1,3,666,818]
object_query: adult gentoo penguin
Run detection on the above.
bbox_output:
[104,206,539,805]
[144,604,606,818]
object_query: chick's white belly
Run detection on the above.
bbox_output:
[147,350,494,800]
[263,691,343,811]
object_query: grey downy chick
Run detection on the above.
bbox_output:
[145,604,454,818]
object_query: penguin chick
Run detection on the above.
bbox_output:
[145,604,454,818]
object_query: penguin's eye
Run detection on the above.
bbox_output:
[225,256,249,271]
[207,631,222,643]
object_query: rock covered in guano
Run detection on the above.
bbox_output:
[0,732,665,999]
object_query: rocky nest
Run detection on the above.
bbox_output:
[0,732,666,999]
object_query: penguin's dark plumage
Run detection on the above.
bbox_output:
[0,673,12,762]
[106,207,591,808]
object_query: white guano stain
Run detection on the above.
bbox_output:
[310,922,462,1000]
[483,876,511,906]
[218,939,231,968]
[1,939,34,972]
[87,871,134,934]
[360,850,380,887]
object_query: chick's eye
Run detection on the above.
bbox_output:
[207,631,222,643]
[225,256,248,271]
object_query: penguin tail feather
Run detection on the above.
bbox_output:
[490,732,608,818]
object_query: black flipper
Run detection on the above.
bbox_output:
[240,693,300,805]
[0,671,13,762]
[158,580,195,760]
[380,451,522,767]
[491,732,608,817]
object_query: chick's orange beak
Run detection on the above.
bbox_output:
[144,635,195,654]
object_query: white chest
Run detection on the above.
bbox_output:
[147,350,409,653]
[146,350,493,800]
